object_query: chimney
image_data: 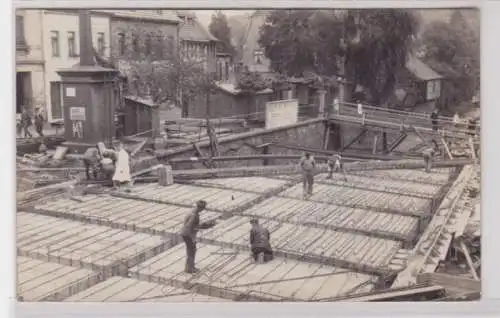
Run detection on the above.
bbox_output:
[79,10,95,66]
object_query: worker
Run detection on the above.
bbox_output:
[20,108,32,138]
[112,142,132,189]
[299,152,316,198]
[83,146,101,180]
[430,109,439,132]
[453,112,460,129]
[179,200,216,274]
[327,153,347,181]
[249,218,273,263]
[422,141,439,173]
[34,107,45,137]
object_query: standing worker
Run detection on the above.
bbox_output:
[179,200,216,274]
[112,142,132,189]
[249,218,273,263]
[422,141,439,173]
[299,152,316,198]
[20,108,32,138]
[327,153,347,181]
[430,109,439,132]
[34,107,45,137]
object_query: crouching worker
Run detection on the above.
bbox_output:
[83,146,100,180]
[180,200,216,274]
[249,218,273,264]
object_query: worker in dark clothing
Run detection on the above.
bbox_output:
[430,109,439,132]
[299,152,316,198]
[249,218,273,263]
[21,109,32,138]
[34,107,45,137]
[83,146,101,180]
[179,200,216,274]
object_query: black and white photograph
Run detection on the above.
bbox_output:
[15,7,481,303]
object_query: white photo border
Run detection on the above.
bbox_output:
[4,0,499,317]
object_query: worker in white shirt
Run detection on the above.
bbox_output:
[327,153,348,181]
[299,152,316,198]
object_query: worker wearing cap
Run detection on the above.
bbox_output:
[179,200,216,274]
[299,152,316,198]
[249,218,273,263]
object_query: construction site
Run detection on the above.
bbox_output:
[16,10,481,303]
[16,97,481,302]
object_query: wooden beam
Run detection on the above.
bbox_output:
[340,128,368,151]
[459,239,480,281]
[388,133,408,153]
[192,143,211,168]
[372,135,378,154]
[468,137,477,161]
[441,137,454,160]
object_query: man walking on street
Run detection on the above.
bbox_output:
[299,152,316,198]
[179,200,216,274]
[249,218,273,263]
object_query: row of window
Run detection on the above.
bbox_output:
[50,30,106,57]
[116,32,174,57]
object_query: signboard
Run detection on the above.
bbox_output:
[65,87,76,97]
[265,99,298,129]
[70,107,86,121]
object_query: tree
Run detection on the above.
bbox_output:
[258,10,343,78]
[258,9,419,150]
[420,10,480,106]
[209,11,235,56]
[110,23,216,111]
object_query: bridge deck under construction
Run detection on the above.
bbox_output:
[17,165,464,301]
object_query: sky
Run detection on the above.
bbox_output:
[193,10,254,27]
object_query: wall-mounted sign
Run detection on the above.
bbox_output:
[65,87,76,97]
[70,107,86,121]
[265,99,299,129]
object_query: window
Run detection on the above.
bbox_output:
[50,82,63,119]
[132,34,139,54]
[156,10,163,14]
[67,31,76,57]
[97,32,105,56]
[145,34,152,56]
[16,16,27,50]
[253,49,264,64]
[118,33,125,55]
[156,35,164,59]
[50,31,60,57]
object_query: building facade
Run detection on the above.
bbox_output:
[177,11,218,73]
[16,10,45,115]
[108,10,180,61]
[41,10,111,122]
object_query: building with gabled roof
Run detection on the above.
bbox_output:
[176,11,219,73]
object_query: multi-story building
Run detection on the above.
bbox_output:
[16,10,45,115]
[43,10,111,123]
[108,10,180,61]
[177,11,218,73]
